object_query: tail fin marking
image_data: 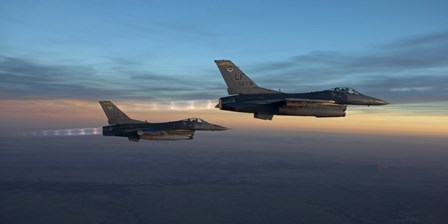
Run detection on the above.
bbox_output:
[215,60,279,95]
[99,101,144,124]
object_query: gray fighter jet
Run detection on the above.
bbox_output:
[215,60,388,120]
[99,101,227,142]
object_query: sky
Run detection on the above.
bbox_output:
[0,0,447,136]
[1,2,448,223]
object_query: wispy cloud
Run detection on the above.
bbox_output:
[111,19,219,44]
[0,56,224,101]
[246,30,448,103]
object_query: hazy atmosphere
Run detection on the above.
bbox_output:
[1,0,447,223]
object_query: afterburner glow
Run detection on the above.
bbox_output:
[24,127,102,137]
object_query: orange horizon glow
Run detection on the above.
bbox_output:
[1,99,447,137]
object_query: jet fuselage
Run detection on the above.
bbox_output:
[218,89,388,118]
[103,119,227,138]
[214,60,388,120]
[99,101,227,142]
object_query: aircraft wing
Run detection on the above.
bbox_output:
[137,129,195,140]
[124,128,194,137]
[137,129,194,135]
[137,130,168,135]
[249,98,346,120]
[283,98,343,107]
[244,99,286,105]
[246,98,342,107]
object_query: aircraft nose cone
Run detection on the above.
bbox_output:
[377,100,389,105]
[213,125,228,131]
[371,98,389,105]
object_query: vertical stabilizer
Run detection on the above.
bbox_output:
[99,101,144,124]
[214,60,279,95]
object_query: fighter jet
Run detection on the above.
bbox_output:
[215,60,388,120]
[99,101,227,142]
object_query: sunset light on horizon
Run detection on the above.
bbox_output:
[1,99,446,137]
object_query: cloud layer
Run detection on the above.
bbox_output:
[0,56,225,101]
[1,30,447,104]
[249,30,448,103]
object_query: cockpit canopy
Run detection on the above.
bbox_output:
[327,87,361,95]
[182,118,209,124]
